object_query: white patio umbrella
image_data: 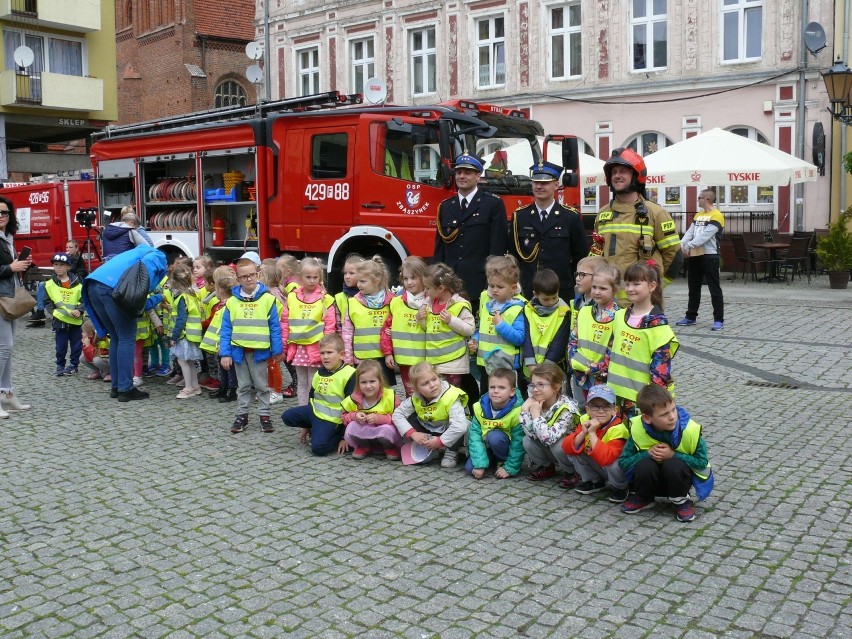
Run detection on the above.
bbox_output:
[480,138,606,185]
[642,128,818,186]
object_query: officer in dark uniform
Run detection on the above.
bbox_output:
[433,154,508,305]
[510,162,588,298]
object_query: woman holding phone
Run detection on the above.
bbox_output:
[0,196,33,418]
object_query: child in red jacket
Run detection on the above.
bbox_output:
[562,385,629,503]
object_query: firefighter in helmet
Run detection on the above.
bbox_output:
[592,147,683,285]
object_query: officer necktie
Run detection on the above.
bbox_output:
[539,209,548,223]
[461,197,468,211]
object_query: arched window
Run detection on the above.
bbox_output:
[713,126,773,208]
[125,1,132,27]
[625,131,674,206]
[215,80,247,108]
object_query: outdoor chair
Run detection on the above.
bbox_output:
[729,234,750,281]
[741,234,771,282]
[780,235,812,283]
[793,231,816,276]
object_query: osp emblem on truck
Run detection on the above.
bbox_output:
[396,184,430,215]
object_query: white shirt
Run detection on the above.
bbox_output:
[458,187,478,208]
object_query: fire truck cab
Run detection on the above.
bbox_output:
[90,92,580,286]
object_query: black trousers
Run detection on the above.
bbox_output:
[633,456,692,501]
[685,255,724,322]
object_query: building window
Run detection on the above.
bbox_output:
[715,127,773,206]
[722,0,762,62]
[631,0,667,71]
[48,38,83,76]
[549,3,581,80]
[214,80,247,108]
[297,47,320,96]
[476,16,505,88]
[410,28,436,96]
[351,38,374,95]
[4,30,85,77]
[626,131,673,205]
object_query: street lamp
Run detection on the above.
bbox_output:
[822,57,852,126]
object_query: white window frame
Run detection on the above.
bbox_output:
[721,0,763,63]
[475,15,506,89]
[350,37,375,95]
[625,131,674,207]
[630,0,667,72]
[409,27,437,97]
[547,2,582,80]
[296,46,320,97]
[715,126,773,208]
[3,29,87,76]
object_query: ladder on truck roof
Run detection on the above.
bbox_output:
[94,92,363,140]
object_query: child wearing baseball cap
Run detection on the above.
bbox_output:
[44,253,84,376]
[561,384,630,503]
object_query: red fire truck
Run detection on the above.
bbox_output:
[89,91,580,286]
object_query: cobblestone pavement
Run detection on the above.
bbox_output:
[1,276,849,638]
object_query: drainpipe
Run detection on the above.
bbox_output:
[264,0,271,101]
[841,0,851,214]
[795,0,808,231]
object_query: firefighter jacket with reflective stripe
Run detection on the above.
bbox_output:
[570,305,616,373]
[348,296,391,360]
[424,299,472,365]
[288,291,335,345]
[44,277,83,326]
[387,296,426,366]
[311,364,356,423]
[606,309,678,402]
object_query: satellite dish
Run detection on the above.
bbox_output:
[363,77,387,105]
[245,41,264,60]
[246,64,263,85]
[13,45,34,69]
[804,22,827,55]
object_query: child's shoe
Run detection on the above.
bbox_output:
[209,386,227,400]
[527,465,556,481]
[574,480,606,495]
[559,473,581,489]
[608,487,629,503]
[102,374,112,382]
[223,388,238,403]
[675,499,696,522]
[200,377,220,391]
[269,391,283,405]
[621,496,656,514]
[142,366,157,378]
[166,374,184,385]
[260,416,274,433]
[64,366,78,375]
[86,371,102,380]
[55,366,66,377]
[351,447,370,460]
[155,365,172,377]
[281,385,297,398]
[133,376,143,387]
[440,450,458,468]
[385,448,401,461]
[176,387,202,399]
[230,414,248,433]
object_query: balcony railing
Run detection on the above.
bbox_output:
[14,70,41,104]
[11,0,36,14]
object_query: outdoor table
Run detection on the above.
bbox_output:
[752,242,790,282]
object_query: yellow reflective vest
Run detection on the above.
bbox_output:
[412,384,468,425]
[201,306,225,353]
[348,295,391,360]
[476,292,524,367]
[571,305,616,374]
[389,295,426,366]
[44,278,83,326]
[607,309,678,402]
[341,387,397,416]
[628,415,711,480]
[225,292,277,349]
[311,364,356,424]
[288,291,334,345]
[424,299,472,365]
[472,401,522,439]
[523,301,569,376]
[171,292,203,343]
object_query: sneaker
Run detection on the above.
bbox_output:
[155,365,173,377]
[351,447,370,460]
[142,367,158,378]
[675,499,696,522]
[559,473,582,489]
[621,496,656,514]
[440,450,458,468]
[109,388,119,399]
[260,416,274,433]
[86,371,102,380]
[55,366,65,377]
[64,366,78,375]
[117,387,150,402]
[527,465,557,481]
[269,392,283,405]
[166,375,184,385]
[281,386,297,398]
[385,448,401,461]
[675,317,696,326]
[176,387,202,399]
[200,378,220,391]
[220,389,237,403]
[132,376,143,388]
[711,321,724,331]
[29,309,46,321]
[609,487,629,503]
[574,480,606,495]
[230,414,248,434]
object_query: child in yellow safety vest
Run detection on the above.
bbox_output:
[334,253,364,332]
[168,264,204,399]
[417,263,475,388]
[466,367,525,479]
[282,257,337,406]
[259,260,285,402]
[132,292,163,387]
[468,255,526,395]
[392,362,469,469]
[521,268,570,397]
[201,272,238,403]
[380,256,428,397]
[618,384,713,523]
[44,253,84,376]
[567,264,621,410]
[599,260,678,418]
[342,255,396,386]
[275,253,302,398]
[340,359,402,461]
[194,256,220,392]
[281,333,356,456]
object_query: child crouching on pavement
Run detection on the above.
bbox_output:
[392,361,468,468]
[562,384,629,503]
[339,359,402,460]
[44,253,84,376]
[281,333,356,456]
[619,384,714,522]
[81,319,110,381]
[466,367,525,479]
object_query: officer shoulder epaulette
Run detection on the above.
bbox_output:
[481,190,499,198]
[514,203,530,213]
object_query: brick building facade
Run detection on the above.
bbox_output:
[116,0,256,124]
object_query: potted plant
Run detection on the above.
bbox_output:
[815,206,852,289]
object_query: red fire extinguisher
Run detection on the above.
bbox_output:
[212,214,226,247]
